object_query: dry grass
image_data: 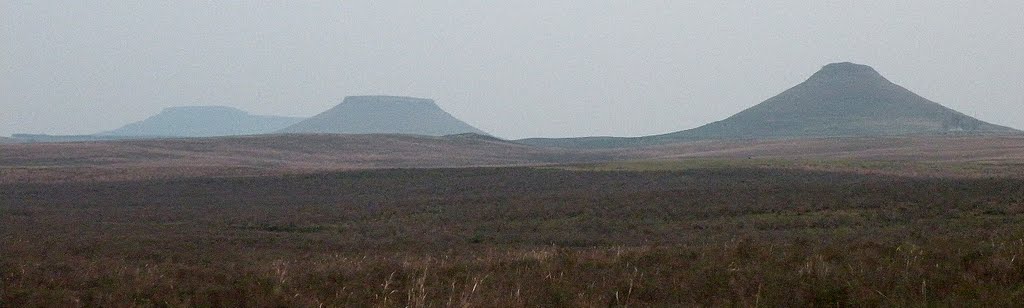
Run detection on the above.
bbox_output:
[4,163,1024,306]
[5,134,1024,184]
[0,134,615,184]
[557,158,1024,179]
[635,135,1024,162]
[7,241,1024,307]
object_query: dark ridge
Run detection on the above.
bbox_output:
[444,133,507,142]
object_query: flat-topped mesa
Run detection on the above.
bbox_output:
[278,96,488,136]
[814,62,882,76]
[341,95,438,106]
[804,62,891,86]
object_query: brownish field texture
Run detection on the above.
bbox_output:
[4,134,1024,183]
[3,134,1024,306]
[0,134,614,184]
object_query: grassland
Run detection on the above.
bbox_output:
[4,156,1024,306]
[0,134,614,184]
[555,158,1024,179]
[5,134,1024,184]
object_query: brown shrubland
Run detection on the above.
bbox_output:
[4,163,1024,306]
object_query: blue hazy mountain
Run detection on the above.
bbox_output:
[279,96,487,136]
[103,106,305,137]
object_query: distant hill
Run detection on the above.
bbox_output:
[660,62,1016,139]
[521,62,1018,148]
[103,106,304,137]
[0,137,12,144]
[279,96,487,136]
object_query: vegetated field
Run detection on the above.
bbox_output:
[5,134,1024,184]
[0,134,620,184]
[3,135,1024,306]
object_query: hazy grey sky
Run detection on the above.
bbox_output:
[3,1,1022,139]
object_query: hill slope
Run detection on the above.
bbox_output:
[279,96,487,136]
[103,106,304,137]
[660,62,1016,139]
[521,62,1017,148]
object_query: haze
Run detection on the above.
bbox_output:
[3,1,1022,139]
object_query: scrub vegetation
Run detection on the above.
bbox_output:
[4,162,1024,306]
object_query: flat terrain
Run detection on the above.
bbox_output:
[4,134,1024,183]
[0,134,616,184]
[3,135,1024,306]
[639,135,1024,162]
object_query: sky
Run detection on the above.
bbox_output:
[2,1,1023,139]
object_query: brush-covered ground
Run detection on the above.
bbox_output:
[3,158,1024,307]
